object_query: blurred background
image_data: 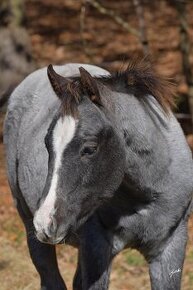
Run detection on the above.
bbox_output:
[0,0,193,289]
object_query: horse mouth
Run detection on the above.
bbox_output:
[35,230,66,245]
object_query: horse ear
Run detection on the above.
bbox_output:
[79,67,101,105]
[47,64,70,99]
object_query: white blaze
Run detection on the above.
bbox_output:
[34,115,76,233]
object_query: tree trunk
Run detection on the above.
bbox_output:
[175,0,193,126]
[0,0,36,110]
[133,0,149,55]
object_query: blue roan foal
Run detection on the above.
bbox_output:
[3,60,193,290]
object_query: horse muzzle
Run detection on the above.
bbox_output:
[35,229,65,245]
[33,211,68,245]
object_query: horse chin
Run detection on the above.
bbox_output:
[35,230,66,245]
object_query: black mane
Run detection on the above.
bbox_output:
[51,59,175,116]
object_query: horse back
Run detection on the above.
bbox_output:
[3,64,109,213]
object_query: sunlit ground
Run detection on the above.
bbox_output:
[0,114,193,290]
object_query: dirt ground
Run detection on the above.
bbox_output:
[0,113,193,290]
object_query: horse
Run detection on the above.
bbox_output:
[3,60,193,290]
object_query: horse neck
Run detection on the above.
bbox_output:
[112,93,171,196]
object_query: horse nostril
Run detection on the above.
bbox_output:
[35,229,50,243]
[43,230,50,240]
[47,216,57,235]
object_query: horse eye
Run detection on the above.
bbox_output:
[81,145,97,157]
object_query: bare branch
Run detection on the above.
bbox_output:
[86,0,140,37]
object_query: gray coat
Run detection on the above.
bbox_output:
[4,63,193,290]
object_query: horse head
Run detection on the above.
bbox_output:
[33,65,125,244]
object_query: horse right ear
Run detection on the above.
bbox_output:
[47,64,71,99]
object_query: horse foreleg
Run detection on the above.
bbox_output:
[73,215,113,290]
[15,194,66,290]
[149,221,188,290]
[25,220,67,290]
[73,252,82,290]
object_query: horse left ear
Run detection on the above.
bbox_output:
[79,67,101,105]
